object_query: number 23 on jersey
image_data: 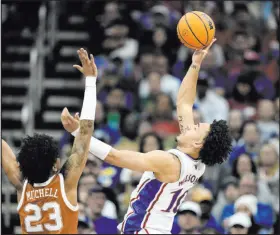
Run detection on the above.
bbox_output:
[24,202,62,233]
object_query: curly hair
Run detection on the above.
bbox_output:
[17,134,59,185]
[199,120,232,166]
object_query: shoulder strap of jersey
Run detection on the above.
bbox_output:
[17,179,28,211]
[167,149,189,182]
[58,174,79,211]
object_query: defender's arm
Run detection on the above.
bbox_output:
[60,48,97,194]
[2,140,22,191]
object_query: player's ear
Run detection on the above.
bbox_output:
[53,158,60,172]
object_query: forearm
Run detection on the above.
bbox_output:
[105,149,148,172]
[177,63,200,106]
[62,76,96,179]
[70,120,94,164]
[2,140,22,190]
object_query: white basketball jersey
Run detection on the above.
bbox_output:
[118,149,206,234]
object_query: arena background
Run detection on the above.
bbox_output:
[1,1,279,234]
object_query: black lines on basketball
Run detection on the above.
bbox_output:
[176,24,197,49]
[184,14,206,47]
[191,12,209,45]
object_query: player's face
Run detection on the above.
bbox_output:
[177,123,210,148]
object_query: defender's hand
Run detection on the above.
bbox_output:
[73,48,98,77]
[192,38,216,65]
[61,107,80,133]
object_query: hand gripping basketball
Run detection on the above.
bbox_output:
[192,38,216,65]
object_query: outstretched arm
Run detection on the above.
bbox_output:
[176,39,216,133]
[61,112,180,182]
[60,48,97,194]
[2,140,22,191]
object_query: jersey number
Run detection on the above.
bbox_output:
[162,189,187,213]
[24,202,63,232]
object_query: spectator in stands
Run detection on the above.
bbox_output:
[78,218,96,234]
[96,130,125,190]
[151,26,178,63]
[83,156,102,178]
[98,2,121,29]
[134,48,155,80]
[153,54,180,103]
[136,4,180,31]
[103,19,139,60]
[191,187,224,233]
[229,71,262,113]
[227,212,252,234]
[104,88,131,133]
[173,201,202,234]
[212,176,239,222]
[258,144,279,213]
[229,120,261,164]
[139,71,162,112]
[93,101,121,145]
[85,186,118,234]
[78,173,98,204]
[228,109,244,147]
[238,173,273,206]
[231,153,257,179]
[139,132,164,153]
[152,93,175,122]
[195,75,229,123]
[234,194,273,234]
[137,120,153,137]
[151,93,180,138]
[221,174,274,229]
[257,99,279,142]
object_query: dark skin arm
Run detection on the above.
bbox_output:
[60,48,97,205]
[2,140,22,191]
[60,119,94,190]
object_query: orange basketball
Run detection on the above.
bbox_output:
[177,11,215,50]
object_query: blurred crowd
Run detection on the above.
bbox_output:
[3,1,280,234]
[57,1,279,234]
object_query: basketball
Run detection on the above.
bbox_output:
[177,11,215,50]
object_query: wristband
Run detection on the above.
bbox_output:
[80,77,97,120]
[71,128,80,137]
[85,76,97,87]
[71,131,111,161]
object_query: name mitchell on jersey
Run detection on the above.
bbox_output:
[26,188,58,200]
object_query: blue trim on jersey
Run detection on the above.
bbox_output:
[124,179,162,232]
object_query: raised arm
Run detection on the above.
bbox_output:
[60,48,97,194]
[176,39,216,133]
[2,140,22,191]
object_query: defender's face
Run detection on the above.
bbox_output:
[177,123,211,147]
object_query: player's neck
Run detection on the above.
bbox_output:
[176,146,199,159]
